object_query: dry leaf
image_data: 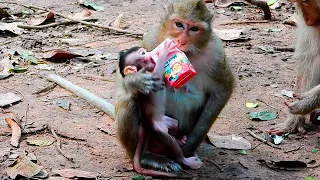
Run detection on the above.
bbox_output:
[27,139,54,147]
[5,117,21,147]
[207,133,252,150]
[6,155,44,179]
[43,50,82,62]
[213,29,245,41]
[26,12,55,26]
[52,169,98,179]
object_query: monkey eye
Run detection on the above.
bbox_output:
[138,48,146,55]
[175,22,184,29]
[190,26,199,32]
[302,0,308,2]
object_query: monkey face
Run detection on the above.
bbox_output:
[167,17,210,53]
[125,48,156,72]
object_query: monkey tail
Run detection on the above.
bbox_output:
[141,152,182,172]
[133,165,178,178]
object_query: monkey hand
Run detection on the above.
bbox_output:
[288,92,320,115]
[269,114,306,135]
[125,67,165,94]
[176,135,187,146]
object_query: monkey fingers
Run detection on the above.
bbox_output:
[126,68,165,94]
[177,136,187,146]
[288,95,316,115]
[310,110,320,125]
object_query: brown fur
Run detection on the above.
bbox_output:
[279,0,320,133]
[115,0,235,175]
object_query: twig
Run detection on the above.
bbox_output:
[77,74,114,82]
[0,1,143,38]
[17,19,98,29]
[50,126,74,162]
[239,161,249,169]
[22,123,48,134]
[273,47,295,52]
[206,159,224,172]
[22,104,30,131]
[284,146,300,153]
[55,131,87,142]
[32,83,57,95]
[246,129,282,149]
[256,98,282,112]
[220,20,269,26]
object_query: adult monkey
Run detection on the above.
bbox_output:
[269,0,320,134]
[116,0,235,173]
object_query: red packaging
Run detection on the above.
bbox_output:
[150,38,197,89]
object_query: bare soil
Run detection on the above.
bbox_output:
[1,0,320,179]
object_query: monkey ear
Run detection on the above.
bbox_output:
[123,66,137,75]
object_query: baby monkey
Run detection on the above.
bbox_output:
[118,46,203,174]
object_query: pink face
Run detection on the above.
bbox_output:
[126,48,156,72]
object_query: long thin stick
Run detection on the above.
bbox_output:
[17,19,98,30]
[1,1,143,38]
[246,129,282,149]
[46,74,115,119]
[50,126,74,162]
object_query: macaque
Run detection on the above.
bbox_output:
[116,0,235,173]
[270,0,320,134]
[119,46,203,172]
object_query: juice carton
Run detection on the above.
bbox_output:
[150,38,197,89]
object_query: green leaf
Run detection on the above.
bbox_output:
[249,111,277,121]
[22,10,29,15]
[230,6,242,11]
[8,67,28,73]
[305,178,318,180]
[267,0,278,6]
[19,50,40,64]
[312,149,318,153]
[132,176,146,180]
[83,2,104,11]
[27,139,54,146]
[246,102,258,108]
[241,150,247,155]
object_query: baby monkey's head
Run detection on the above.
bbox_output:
[119,47,155,77]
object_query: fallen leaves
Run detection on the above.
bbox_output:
[43,49,82,62]
[0,92,22,107]
[5,117,21,147]
[258,159,307,171]
[26,12,55,26]
[249,110,277,121]
[52,168,98,179]
[26,139,54,147]
[207,133,252,150]
[79,1,105,12]
[0,22,23,35]
[6,155,48,179]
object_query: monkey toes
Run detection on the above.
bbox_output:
[177,136,187,146]
[183,156,203,170]
[288,98,314,115]
[269,115,306,135]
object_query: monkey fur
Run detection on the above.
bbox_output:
[116,0,235,175]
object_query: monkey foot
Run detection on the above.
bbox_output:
[177,136,187,146]
[183,156,203,170]
[268,115,306,135]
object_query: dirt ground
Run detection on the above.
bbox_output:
[1,0,320,179]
